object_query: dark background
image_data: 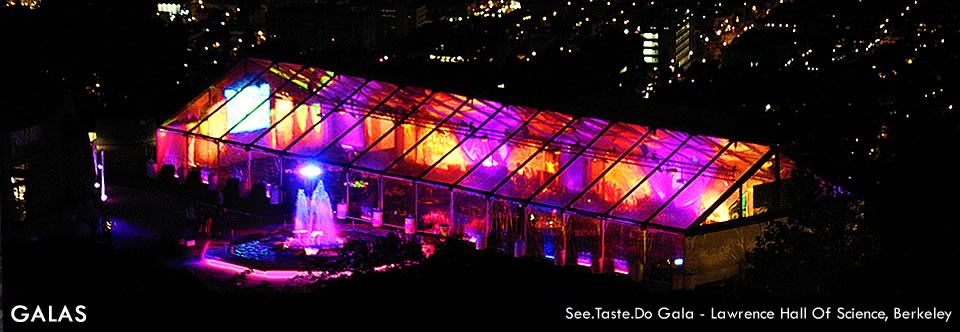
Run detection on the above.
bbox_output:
[3,0,958,329]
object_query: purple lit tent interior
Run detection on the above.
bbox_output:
[157,58,795,285]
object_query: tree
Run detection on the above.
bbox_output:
[745,169,877,296]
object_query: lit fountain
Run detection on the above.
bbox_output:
[202,166,427,281]
[291,179,342,253]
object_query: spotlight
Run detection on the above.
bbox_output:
[673,258,684,267]
[298,165,322,178]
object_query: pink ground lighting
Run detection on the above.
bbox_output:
[199,240,406,281]
[199,240,310,280]
[202,258,305,280]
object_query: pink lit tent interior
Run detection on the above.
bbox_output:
[158,58,795,284]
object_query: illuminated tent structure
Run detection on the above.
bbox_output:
[158,58,795,285]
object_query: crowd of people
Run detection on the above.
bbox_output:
[148,162,286,238]
[150,163,275,212]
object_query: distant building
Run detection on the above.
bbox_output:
[424,0,472,22]
[266,2,377,50]
[375,0,423,45]
[263,0,434,51]
[637,11,694,72]
[414,4,430,28]
[156,2,182,21]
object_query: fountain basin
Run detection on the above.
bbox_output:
[204,228,384,272]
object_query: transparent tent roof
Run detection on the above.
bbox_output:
[160,58,793,230]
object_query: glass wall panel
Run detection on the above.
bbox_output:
[524,206,564,262]
[452,190,487,243]
[417,183,451,235]
[645,228,684,283]
[347,170,380,221]
[382,177,415,227]
[156,128,188,170]
[602,220,646,276]
[249,149,281,198]
[325,167,348,214]
[566,214,602,270]
[215,142,250,208]
[488,199,525,254]
[216,142,248,185]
